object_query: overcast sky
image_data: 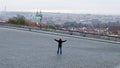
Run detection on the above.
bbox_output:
[0,0,120,15]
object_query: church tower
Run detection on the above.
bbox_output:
[34,10,43,23]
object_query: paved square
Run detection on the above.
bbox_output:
[0,27,120,68]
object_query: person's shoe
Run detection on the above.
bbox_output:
[60,52,62,55]
[57,51,59,54]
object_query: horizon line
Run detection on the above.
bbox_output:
[1,9,120,16]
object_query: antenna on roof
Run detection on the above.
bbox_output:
[3,0,7,17]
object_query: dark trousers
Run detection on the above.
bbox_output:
[57,47,62,55]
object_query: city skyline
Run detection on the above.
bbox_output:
[0,0,120,15]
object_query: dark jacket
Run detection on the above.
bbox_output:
[54,39,67,47]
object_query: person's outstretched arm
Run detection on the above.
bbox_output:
[54,39,59,42]
[62,40,67,42]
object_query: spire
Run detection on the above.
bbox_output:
[34,10,43,23]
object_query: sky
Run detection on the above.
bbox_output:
[0,0,120,15]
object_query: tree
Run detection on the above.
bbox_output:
[63,21,78,28]
[8,15,27,25]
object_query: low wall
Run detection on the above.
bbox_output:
[0,23,120,42]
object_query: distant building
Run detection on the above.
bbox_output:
[27,21,47,27]
[0,19,7,23]
[27,21,37,26]
[108,26,120,35]
[31,10,47,27]
[33,11,43,23]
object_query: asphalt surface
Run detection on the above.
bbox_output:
[0,27,120,68]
